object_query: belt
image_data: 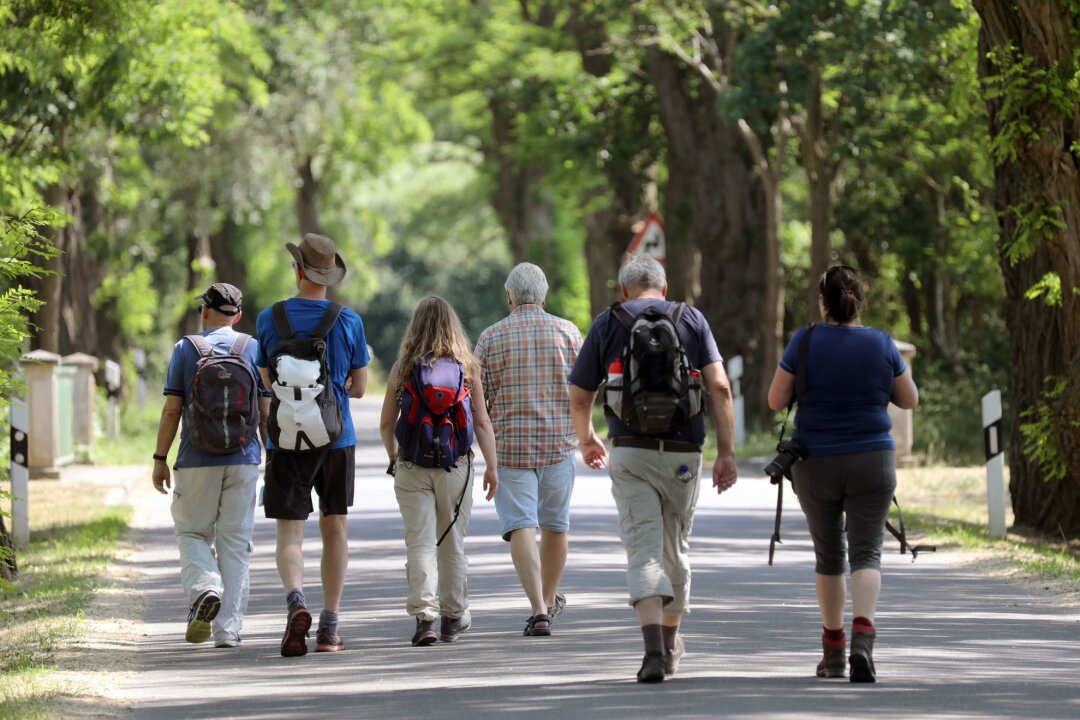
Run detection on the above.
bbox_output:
[611,436,701,453]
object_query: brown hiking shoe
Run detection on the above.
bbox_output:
[817,636,846,678]
[280,606,311,657]
[314,629,344,652]
[849,630,876,683]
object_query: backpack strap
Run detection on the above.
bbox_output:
[312,302,344,340]
[668,301,687,325]
[229,332,251,356]
[610,302,635,330]
[272,301,295,341]
[185,334,213,358]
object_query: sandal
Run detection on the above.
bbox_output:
[523,613,552,637]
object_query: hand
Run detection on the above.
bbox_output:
[482,466,498,501]
[580,433,608,470]
[152,460,172,494]
[345,375,353,391]
[712,455,737,494]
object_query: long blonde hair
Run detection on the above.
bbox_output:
[395,296,478,393]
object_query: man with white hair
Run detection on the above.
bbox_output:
[475,263,597,637]
[569,254,737,683]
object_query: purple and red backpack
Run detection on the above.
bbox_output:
[394,357,474,469]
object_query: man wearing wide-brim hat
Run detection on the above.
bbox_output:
[255,232,371,657]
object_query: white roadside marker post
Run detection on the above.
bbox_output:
[981,389,1007,538]
[728,355,745,447]
[10,398,30,548]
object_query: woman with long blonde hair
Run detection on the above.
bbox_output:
[379,296,499,646]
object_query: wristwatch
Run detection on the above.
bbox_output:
[152,453,168,463]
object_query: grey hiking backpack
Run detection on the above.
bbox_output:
[184,333,260,455]
[604,301,703,434]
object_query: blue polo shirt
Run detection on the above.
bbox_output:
[255,298,370,450]
[569,299,722,445]
[781,324,907,457]
[163,327,268,469]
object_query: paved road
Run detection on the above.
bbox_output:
[118,399,1079,719]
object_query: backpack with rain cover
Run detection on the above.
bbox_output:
[184,333,260,455]
[267,301,344,452]
[395,357,474,469]
[604,301,702,434]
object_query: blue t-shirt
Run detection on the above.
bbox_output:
[780,324,907,457]
[255,298,370,450]
[164,327,269,469]
[569,298,722,445]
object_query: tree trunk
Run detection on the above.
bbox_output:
[803,69,835,321]
[35,183,66,353]
[582,187,633,318]
[0,513,16,581]
[975,0,1080,536]
[180,229,214,337]
[488,97,549,264]
[647,49,771,423]
[296,155,322,237]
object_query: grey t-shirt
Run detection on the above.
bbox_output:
[569,298,722,445]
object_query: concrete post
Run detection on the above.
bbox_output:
[982,389,1007,538]
[888,340,918,467]
[18,349,61,479]
[62,353,98,446]
[727,355,745,446]
[104,360,122,439]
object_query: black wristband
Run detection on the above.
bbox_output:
[153,453,168,463]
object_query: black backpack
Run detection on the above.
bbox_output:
[266,301,344,452]
[604,301,703,434]
[184,333,259,455]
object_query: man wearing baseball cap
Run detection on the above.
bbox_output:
[153,282,271,648]
[255,233,370,656]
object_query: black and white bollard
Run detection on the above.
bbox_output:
[981,389,1006,538]
[9,398,30,548]
[728,355,745,447]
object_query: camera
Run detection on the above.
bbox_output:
[763,439,807,484]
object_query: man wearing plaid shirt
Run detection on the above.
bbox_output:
[475,263,599,637]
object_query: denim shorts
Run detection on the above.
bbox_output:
[493,454,576,541]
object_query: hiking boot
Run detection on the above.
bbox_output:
[314,629,345,653]
[185,590,221,644]
[547,592,566,620]
[849,630,877,683]
[214,635,242,649]
[817,636,846,678]
[665,633,685,676]
[411,618,437,647]
[439,614,471,643]
[280,606,312,657]
[636,650,666,683]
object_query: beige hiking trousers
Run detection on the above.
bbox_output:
[609,446,702,615]
[393,460,474,622]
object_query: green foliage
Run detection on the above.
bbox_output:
[1003,199,1066,265]
[1019,376,1071,484]
[1024,272,1063,307]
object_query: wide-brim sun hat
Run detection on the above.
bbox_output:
[286,233,347,286]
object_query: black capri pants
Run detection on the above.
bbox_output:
[791,449,897,575]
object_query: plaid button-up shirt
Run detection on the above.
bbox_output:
[475,304,583,468]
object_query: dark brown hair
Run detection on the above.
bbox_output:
[820,265,865,323]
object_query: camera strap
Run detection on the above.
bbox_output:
[768,325,815,566]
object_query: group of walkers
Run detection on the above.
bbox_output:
[152,233,917,684]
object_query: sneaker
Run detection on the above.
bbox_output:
[280,606,312,657]
[439,614,471,643]
[817,636,846,678]
[547,592,566,620]
[411,618,437,647]
[636,650,666,683]
[315,629,345,653]
[665,633,685,675]
[849,630,876,683]
[185,590,221,644]
[214,635,242,649]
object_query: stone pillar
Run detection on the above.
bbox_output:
[888,340,918,467]
[62,353,98,446]
[19,350,61,479]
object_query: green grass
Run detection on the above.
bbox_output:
[0,483,132,719]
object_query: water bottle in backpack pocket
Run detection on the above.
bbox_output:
[395,357,474,469]
[603,357,624,418]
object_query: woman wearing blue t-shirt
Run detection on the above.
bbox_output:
[767,265,919,683]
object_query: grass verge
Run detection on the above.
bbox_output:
[0,482,132,720]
